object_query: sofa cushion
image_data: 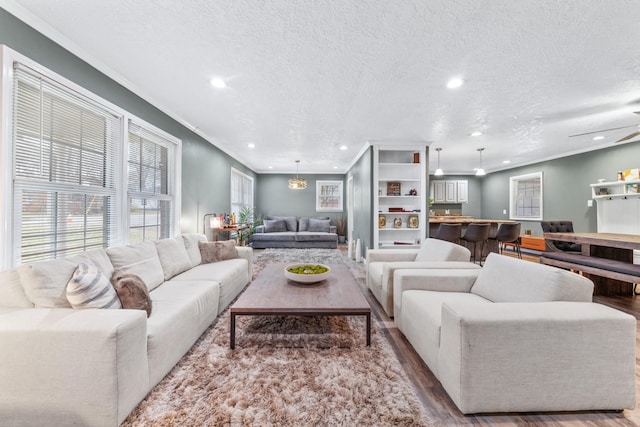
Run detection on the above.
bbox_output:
[107,241,165,292]
[251,232,296,242]
[155,237,191,280]
[299,217,330,231]
[146,280,219,386]
[70,249,115,279]
[267,216,298,232]
[199,240,238,264]
[263,219,288,233]
[0,269,33,308]
[111,273,152,317]
[471,253,594,303]
[415,238,471,262]
[17,258,78,308]
[295,232,338,242]
[181,234,208,268]
[308,218,331,232]
[66,263,122,310]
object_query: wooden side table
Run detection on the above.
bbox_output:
[504,235,545,252]
[213,225,249,245]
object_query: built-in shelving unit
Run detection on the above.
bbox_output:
[590,180,640,200]
[373,144,427,249]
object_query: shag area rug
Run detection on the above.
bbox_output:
[123,248,434,426]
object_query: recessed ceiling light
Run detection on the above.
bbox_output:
[333,166,338,169]
[268,166,273,169]
[471,131,483,137]
[247,143,255,149]
[593,135,605,141]
[503,160,511,164]
[446,77,464,89]
[340,145,348,150]
[210,78,226,88]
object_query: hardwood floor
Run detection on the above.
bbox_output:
[362,249,640,426]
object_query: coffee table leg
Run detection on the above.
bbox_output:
[230,312,236,349]
[366,312,371,347]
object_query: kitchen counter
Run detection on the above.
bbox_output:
[429,217,516,224]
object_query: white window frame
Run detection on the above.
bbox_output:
[509,171,543,221]
[230,167,254,219]
[0,45,181,269]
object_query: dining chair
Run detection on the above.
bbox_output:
[434,223,462,244]
[460,223,490,265]
[494,222,522,258]
[540,221,582,253]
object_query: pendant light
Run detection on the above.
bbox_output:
[288,160,307,189]
[475,148,486,176]
[434,148,444,176]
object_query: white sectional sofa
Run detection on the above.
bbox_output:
[394,252,636,414]
[0,234,252,426]
[366,238,479,317]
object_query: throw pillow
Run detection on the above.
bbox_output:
[308,218,331,233]
[299,217,330,231]
[111,273,152,317]
[199,240,238,264]
[106,241,165,292]
[66,263,122,310]
[155,237,192,280]
[267,216,297,232]
[263,219,287,233]
[181,234,208,267]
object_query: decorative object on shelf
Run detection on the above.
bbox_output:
[393,217,402,228]
[623,168,640,181]
[475,148,486,176]
[434,148,444,176]
[617,171,624,181]
[387,181,401,196]
[288,160,307,190]
[408,188,417,196]
[378,215,386,228]
[408,215,419,228]
[388,207,403,212]
[598,187,609,195]
[413,152,420,163]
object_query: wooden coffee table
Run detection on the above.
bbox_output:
[230,263,371,349]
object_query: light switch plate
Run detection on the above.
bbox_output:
[502,209,507,214]
[587,200,593,207]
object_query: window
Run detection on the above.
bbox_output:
[127,121,176,243]
[230,168,254,218]
[1,47,181,268]
[509,172,543,220]
[316,180,343,212]
[11,63,121,264]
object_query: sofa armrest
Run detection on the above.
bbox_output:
[255,225,265,233]
[236,246,253,279]
[438,301,636,414]
[329,225,337,233]
[366,249,418,263]
[393,269,481,324]
[0,308,149,426]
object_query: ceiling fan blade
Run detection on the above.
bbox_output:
[615,131,640,143]
[569,124,638,138]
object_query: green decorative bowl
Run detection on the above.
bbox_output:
[284,263,331,284]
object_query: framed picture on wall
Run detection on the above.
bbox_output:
[316,180,343,212]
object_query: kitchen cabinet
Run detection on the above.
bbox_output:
[431,179,468,203]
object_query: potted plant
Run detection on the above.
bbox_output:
[336,215,346,244]
[238,207,261,246]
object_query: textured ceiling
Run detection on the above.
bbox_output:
[3,0,640,174]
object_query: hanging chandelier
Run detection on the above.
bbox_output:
[288,160,307,190]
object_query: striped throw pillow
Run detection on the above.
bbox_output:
[66,262,122,309]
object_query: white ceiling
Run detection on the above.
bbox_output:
[3,0,640,175]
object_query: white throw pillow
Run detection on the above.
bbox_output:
[107,241,165,291]
[17,258,78,308]
[181,234,208,267]
[155,237,192,280]
[66,262,122,309]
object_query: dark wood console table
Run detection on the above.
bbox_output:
[542,232,640,296]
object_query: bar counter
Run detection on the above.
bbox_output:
[429,217,518,257]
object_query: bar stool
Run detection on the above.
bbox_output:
[494,222,522,258]
[434,223,462,244]
[460,223,490,265]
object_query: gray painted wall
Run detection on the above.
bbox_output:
[0,9,255,237]
[346,147,373,256]
[481,142,640,235]
[255,174,346,226]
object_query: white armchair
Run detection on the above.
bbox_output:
[366,238,479,317]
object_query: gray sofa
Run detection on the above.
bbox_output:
[394,252,636,414]
[252,216,338,249]
[0,234,252,426]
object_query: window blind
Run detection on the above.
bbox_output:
[12,64,121,263]
[127,120,173,243]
